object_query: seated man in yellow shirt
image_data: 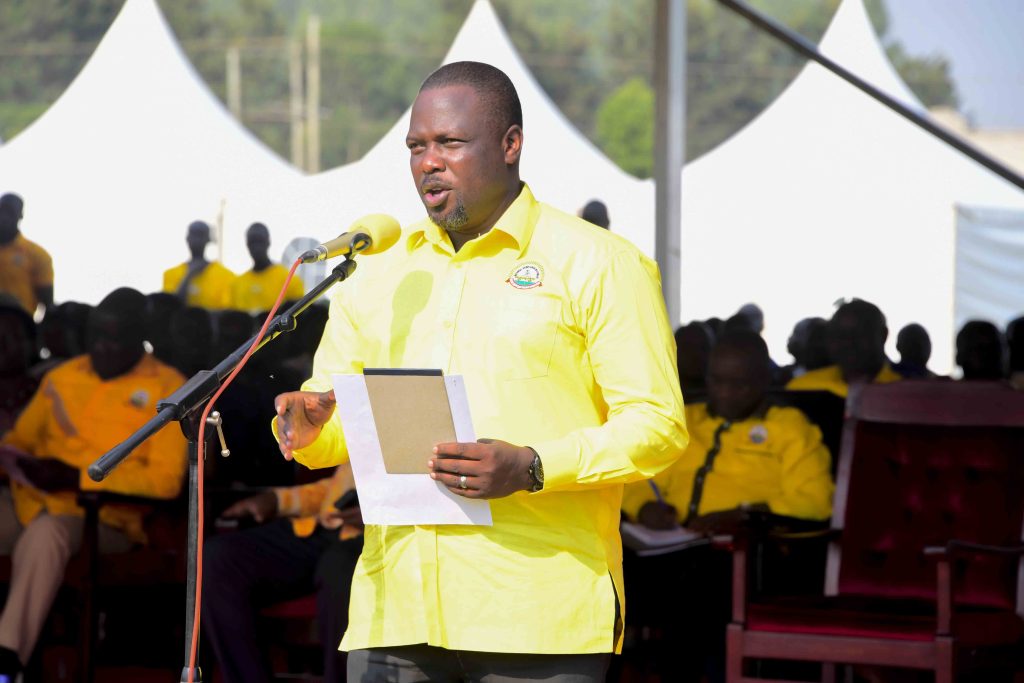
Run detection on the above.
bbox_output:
[203,465,362,683]
[0,287,188,677]
[162,221,236,309]
[622,330,832,682]
[0,193,54,318]
[786,298,901,398]
[623,330,833,532]
[229,222,305,314]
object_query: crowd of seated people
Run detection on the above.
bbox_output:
[3,205,1022,681]
[621,298,1023,682]
[0,210,361,679]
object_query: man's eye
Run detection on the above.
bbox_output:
[443,139,464,147]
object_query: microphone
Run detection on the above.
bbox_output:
[299,214,402,263]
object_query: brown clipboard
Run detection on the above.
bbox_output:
[363,369,456,474]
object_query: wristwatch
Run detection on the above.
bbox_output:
[527,448,544,492]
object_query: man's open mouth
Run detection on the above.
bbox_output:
[422,186,451,208]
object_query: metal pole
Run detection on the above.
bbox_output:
[288,39,306,170]
[305,15,321,173]
[179,436,202,682]
[717,0,1024,192]
[225,45,242,119]
[654,0,686,326]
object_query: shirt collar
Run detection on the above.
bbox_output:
[405,183,539,256]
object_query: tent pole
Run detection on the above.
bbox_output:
[305,15,321,174]
[654,0,686,327]
[716,0,1024,192]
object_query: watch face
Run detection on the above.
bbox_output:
[531,453,544,490]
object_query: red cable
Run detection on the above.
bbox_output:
[188,258,304,682]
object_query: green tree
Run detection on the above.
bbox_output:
[865,0,958,107]
[595,77,655,177]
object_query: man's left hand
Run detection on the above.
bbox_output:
[429,439,534,499]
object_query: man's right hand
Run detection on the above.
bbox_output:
[274,390,336,460]
[222,490,278,523]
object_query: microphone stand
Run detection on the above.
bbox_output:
[88,256,359,682]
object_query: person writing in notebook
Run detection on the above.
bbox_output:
[273,61,688,682]
[622,330,833,532]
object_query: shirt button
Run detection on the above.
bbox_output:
[443,320,454,329]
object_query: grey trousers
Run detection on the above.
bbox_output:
[347,644,610,683]
[0,488,132,664]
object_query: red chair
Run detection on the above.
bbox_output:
[725,381,1024,683]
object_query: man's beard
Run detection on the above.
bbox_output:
[429,199,469,232]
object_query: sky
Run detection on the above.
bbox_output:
[884,0,1024,128]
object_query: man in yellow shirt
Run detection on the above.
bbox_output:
[786,299,901,398]
[0,288,187,676]
[229,222,305,314]
[623,330,833,531]
[621,331,832,682]
[0,193,53,317]
[162,221,236,309]
[273,61,688,681]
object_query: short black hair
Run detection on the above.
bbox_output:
[833,298,886,332]
[712,329,770,365]
[420,61,522,135]
[0,193,24,218]
[95,287,149,342]
[581,200,610,229]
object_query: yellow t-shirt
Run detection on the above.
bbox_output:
[786,363,902,398]
[622,403,833,523]
[0,234,53,313]
[285,184,688,654]
[2,354,188,543]
[229,264,304,314]
[162,261,236,310]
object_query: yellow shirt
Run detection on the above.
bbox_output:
[0,234,53,313]
[622,403,833,523]
[230,264,305,314]
[2,354,188,543]
[162,261,236,309]
[785,363,902,398]
[287,184,688,654]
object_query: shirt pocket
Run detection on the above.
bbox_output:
[490,296,561,380]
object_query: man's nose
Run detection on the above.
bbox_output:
[420,145,445,173]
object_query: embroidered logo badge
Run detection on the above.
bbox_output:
[129,389,150,409]
[748,425,768,444]
[507,262,543,290]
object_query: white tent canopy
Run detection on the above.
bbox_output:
[678,0,1024,372]
[292,0,655,256]
[0,0,303,304]
[954,204,1024,330]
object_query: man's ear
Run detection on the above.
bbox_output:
[503,125,523,165]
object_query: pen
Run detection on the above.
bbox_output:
[647,479,665,504]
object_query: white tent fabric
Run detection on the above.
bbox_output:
[293,0,655,256]
[678,0,1024,372]
[954,204,1024,330]
[0,0,303,304]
